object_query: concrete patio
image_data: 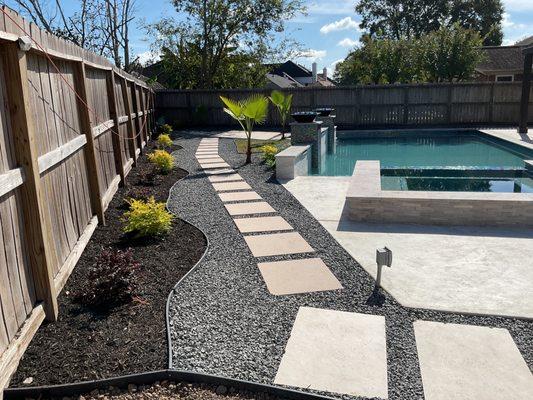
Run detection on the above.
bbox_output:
[282,176,533,319]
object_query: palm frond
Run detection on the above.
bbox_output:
[220,95,244,120]
[242,94,269,124]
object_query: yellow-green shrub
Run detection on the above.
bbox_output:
[148,150,174,174]
[157,134,173,149]
[261,144,278,167]
[123,197,173,237]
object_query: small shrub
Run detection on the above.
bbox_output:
[138,164,158,186]
[148,150,174,174]
[158,123,173,135]
[123,197,173,238]
[261,145,278,167]
[157,133,173,149]
[76,248,139,309]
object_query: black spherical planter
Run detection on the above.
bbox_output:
[316,108,335,117]
[291,111,318,123]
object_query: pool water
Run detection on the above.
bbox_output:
[313,131,533,193]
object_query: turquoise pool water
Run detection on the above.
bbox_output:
[313,131,533,193]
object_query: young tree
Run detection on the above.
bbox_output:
[220,95,269,164]
[355,0,503,46]
[269,90,293,140]
[147,0,305,89]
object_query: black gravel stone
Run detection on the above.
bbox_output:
[167,133,532,400]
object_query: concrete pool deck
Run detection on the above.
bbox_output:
[281,176,533,319]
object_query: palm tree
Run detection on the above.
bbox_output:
[269,90,293,140]
[220,94,269,164]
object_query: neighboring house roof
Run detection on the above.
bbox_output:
[265,73,303,88]
[270,60,313,78]
[476,46,524,74]
[515,35,533,47]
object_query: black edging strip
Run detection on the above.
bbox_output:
[3,369,336,400]
[5,139,334,400]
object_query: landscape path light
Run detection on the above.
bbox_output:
[375,247,392,290]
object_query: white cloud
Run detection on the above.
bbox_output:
[503,0,533,11]
[135,50,160,66]
[320,16,361,34]
[337,37,358,48]
[502,12,527,29]
[297,49,327,61]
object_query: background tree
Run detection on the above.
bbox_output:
[355,0,503,46]
[334,25,484,84]
[9,0,137,70]
[147,0,305,89]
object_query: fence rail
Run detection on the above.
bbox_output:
[156,82,533,128]
[0,7,154,393]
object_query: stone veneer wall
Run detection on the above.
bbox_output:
[346,161,533,228]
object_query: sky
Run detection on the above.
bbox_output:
[6,0,533,75]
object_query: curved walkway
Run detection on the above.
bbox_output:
[166,134,533,400]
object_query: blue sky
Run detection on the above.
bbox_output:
[6,0,533,74]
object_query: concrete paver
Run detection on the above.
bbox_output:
[244,232,314,257]
[212,181,252,192]
[274,307,388,398]
[224,201,276,216]
[258,258,342,295]
[219,191,262,202]
[414,320,533,400]
[233,215,291,233]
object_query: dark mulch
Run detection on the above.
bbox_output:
[10,143,207,387]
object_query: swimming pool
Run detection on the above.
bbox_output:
[312,131,533,193]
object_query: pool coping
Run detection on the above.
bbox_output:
[346,160,533,228]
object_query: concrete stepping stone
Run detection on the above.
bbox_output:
[198,146,219,150]
[274,307,388,398]
[224,201,275,216]
[219,191,262,202]
[212,181,252,192]
[204,168,235,175]
[201,162,231,169]
[414,320,533,400]
[208,173,242,183]
[196,151,219,155]
[197,155,223,160]
[233,215,290,232]
[198,158,225,164]
[258,258,342,295]
[244,232,313,257]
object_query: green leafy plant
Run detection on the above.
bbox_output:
[261,144,278,167]
[123,197,174,238]
[220,94,269,164]
[76,248,139,309]
[158,123,173,135]
[269,90,293,140]
[148,150,174,174]
[157,133,173,149]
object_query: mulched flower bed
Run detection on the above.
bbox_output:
[10,142,207,387]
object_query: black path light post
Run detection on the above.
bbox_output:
[518,45,533,134]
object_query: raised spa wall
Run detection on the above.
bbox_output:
[346,160,533,228]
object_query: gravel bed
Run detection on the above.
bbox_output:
[167,133,532,400]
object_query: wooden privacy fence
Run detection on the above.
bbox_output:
[0,7,155,392]
[156,82,533,128]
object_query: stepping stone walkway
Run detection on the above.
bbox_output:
[194,138,342,296]
[414,320,533,400]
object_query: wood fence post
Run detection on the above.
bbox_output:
[489,82,495,124]
[519,53,532,133]
[446,84,453,124]
[3,41,58,321]
[138,86,147,143]
[120,78,138,164]
[131,82,143,153]
[106,71,126,185]
[72,61,106,225]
